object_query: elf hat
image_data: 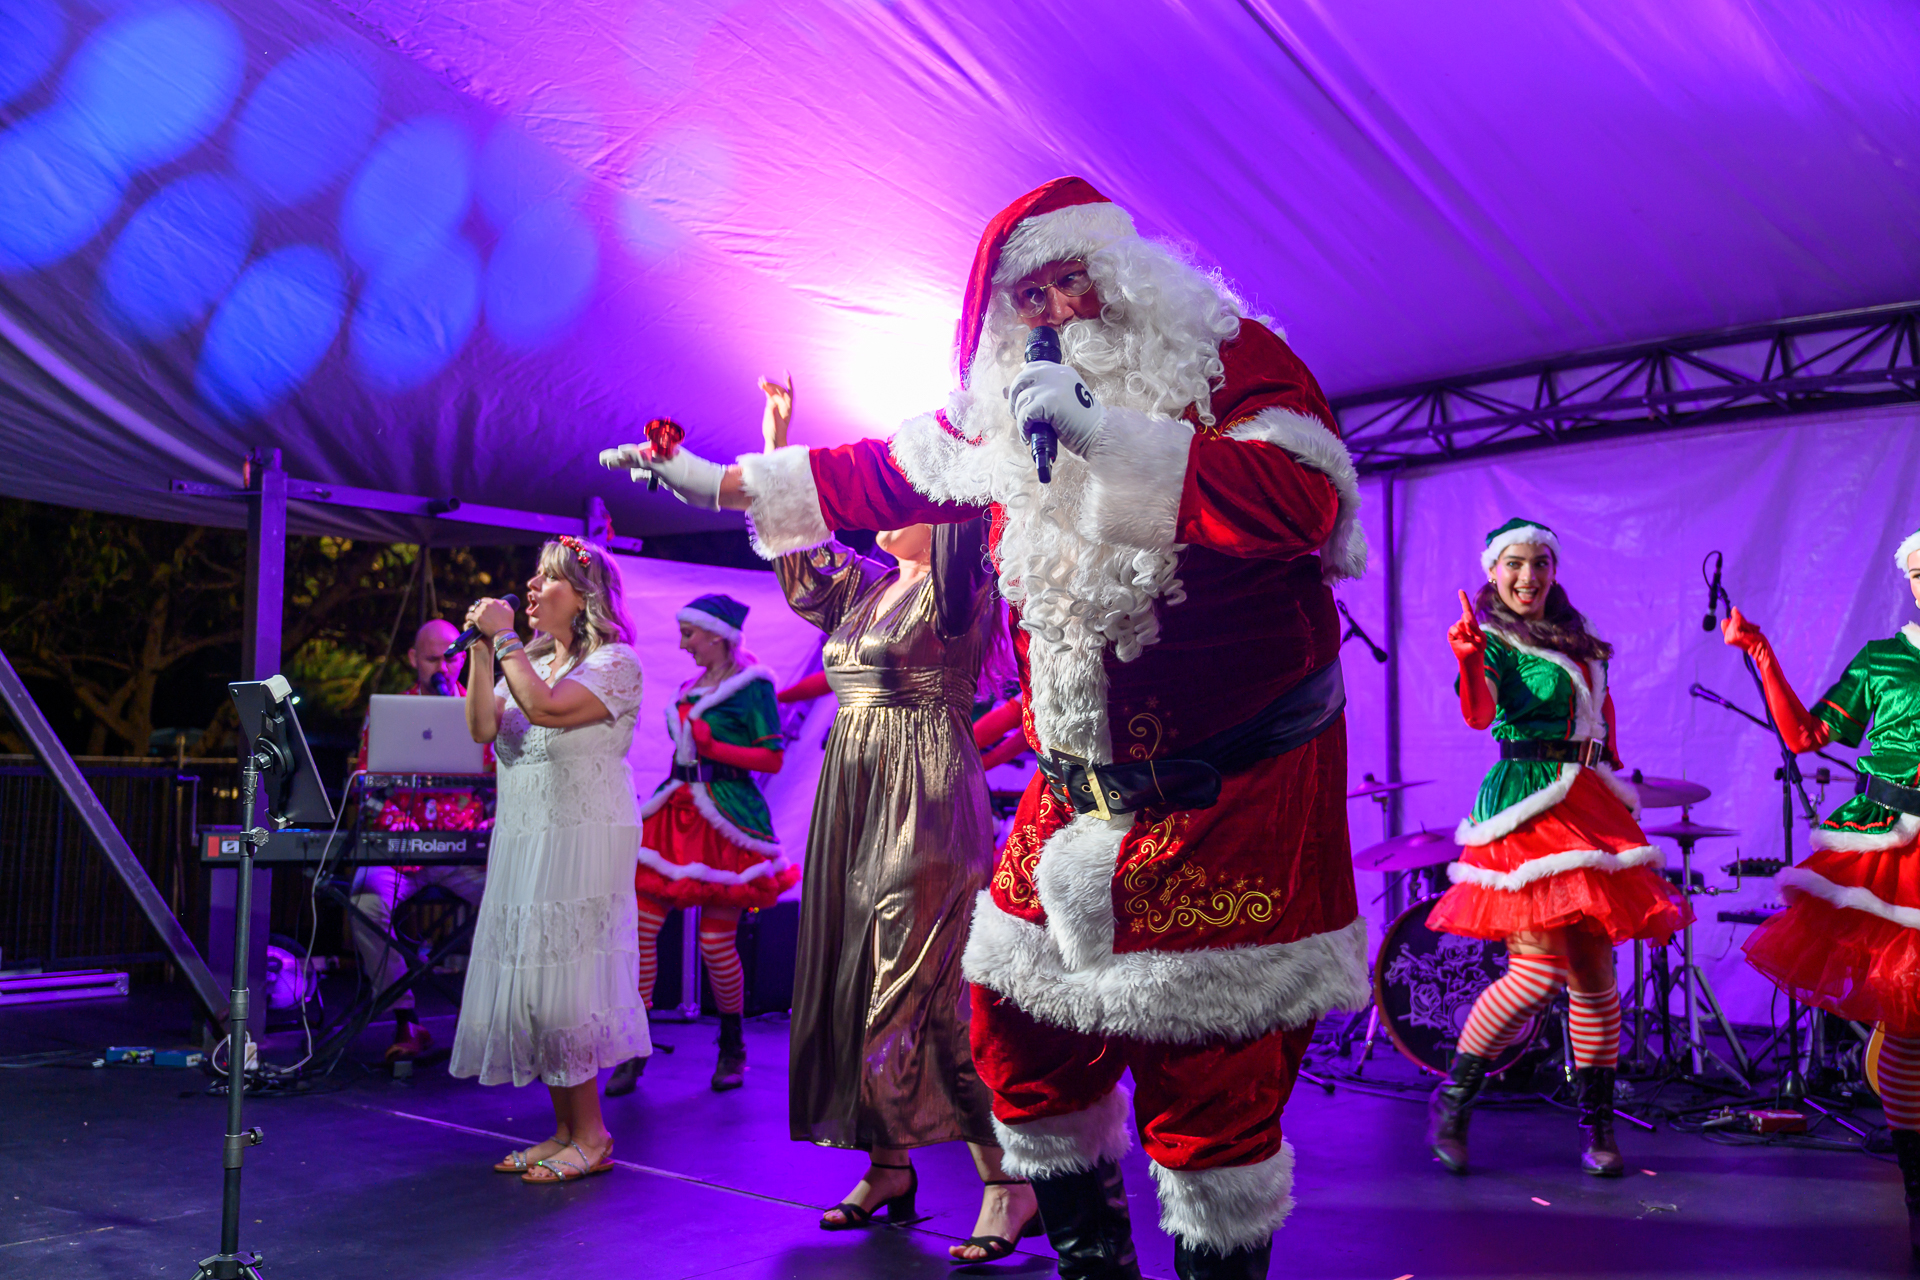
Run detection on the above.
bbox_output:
[1896,531,1920,578]
[1481,518,1562,573]
[678,594,748,643]
[954,176,1136,384]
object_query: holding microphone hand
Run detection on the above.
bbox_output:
[465,598,517,647]
[1009,361,1104,457]
[599,441,726,510]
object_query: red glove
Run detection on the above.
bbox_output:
[1602,690,1623,771]
[973,696,1025,750]
[1449,589,1495,731]
[778,671,831,703]
[1720,608,1829,753]
[690,719,785,773]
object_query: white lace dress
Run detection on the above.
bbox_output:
[450,643,652,1087]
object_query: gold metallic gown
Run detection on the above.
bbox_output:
[778,520,999,1150]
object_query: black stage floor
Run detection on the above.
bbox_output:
[1,987,1913,1279]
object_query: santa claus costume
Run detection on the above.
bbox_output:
[1721,534,1920,1256]
[1424,518,1691,1177]
[608,178,1370,1280]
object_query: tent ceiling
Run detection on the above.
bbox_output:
[1,0,1915,540]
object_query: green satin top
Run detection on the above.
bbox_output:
[1811,625,1920,838]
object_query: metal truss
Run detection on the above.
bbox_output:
[1333,301,1920,473]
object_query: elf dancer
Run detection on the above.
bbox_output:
[604,177,1370,1280]
[607,594,798,1095]
[1427,518,1691,1177]
[1721,532,1920,1256]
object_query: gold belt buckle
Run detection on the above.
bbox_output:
[1082,762,1112,822]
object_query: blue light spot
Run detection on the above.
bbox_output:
[352,236,481,392]
[476,121,581,231]
[0,108,127,272]
[0,0,66,109]
[62,2,242,172]
[340,116,472,271]
[196,245,345,418]
[233,43,380,208]
[100,173,254,338]
[485,200,598,349]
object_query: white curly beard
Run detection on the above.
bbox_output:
[938,241,1242,762]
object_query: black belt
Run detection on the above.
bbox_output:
[1862,773,1920,816]
[1037,661,1345,819]
[669,761,752,784]
[1500,739,1607,767]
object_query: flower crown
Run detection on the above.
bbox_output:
[556,535,595,569]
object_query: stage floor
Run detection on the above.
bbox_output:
[0,987,1911,1279]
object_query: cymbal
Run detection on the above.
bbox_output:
[1627,774,1712,808]
[1642,819,1739,840]
[1353,830,1461,873]
[1347,775,1433,800]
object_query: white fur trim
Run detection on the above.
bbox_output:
[1595,762,1643,816]
[994,202,1139,284]
[993,1085,1135,1178]
[962,895,1369,1044]
[1778,864,1920,931]
[1482,525,1563,572]
[1225,409,1368,583]
[739,445,830,558]
[889,406,988,505]
[1904,622,1920,649]
[1446,844,1662,892]
[638,780,782,857]
[1079,407,1193,550]
[1896,532,1920,578]
[1033,812,1132,971]
[636,841,794,885]
[1479,625,1603,741]
[1808,811,1920,854]
[1151,1143,1294,1253]
[663,664,777,764]
[1455,763,1578,845]
[675,607,741,644]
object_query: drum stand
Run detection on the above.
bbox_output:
[1626,821,1752,1089]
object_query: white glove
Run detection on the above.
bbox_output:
[597,442,725,510]
[1009,361,1105,457]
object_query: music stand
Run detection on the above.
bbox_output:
[194,676,333,1280]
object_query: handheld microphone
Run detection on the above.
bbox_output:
[428,671,453,697]
[445,594,520,658]
[1021,326,1061,484]
[1702,552,1724,632]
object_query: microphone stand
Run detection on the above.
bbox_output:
[1335,600,1389,664]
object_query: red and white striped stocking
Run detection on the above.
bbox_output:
[635,901,669,1009]
[1881,1034,1920,1131]
[699,920,746,1016]
[1457,953,1567,1059]
[1567,986,1622,1069]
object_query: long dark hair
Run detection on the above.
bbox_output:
[1473,581,1612,663]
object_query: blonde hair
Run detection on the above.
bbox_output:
[526,538,635,666]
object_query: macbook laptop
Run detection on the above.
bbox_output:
[366,695,487,774]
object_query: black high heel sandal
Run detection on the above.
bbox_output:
[949,1177,1037,1265]
[819,1162,918,1230]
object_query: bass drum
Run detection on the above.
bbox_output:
[1374,894,1537,1078]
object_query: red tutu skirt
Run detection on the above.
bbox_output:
[636,786,799,910]
[1743,833,1920,1036]
[1427,768,1693,944]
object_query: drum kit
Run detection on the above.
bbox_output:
[1347,769,1755,1086]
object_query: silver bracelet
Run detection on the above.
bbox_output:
[492,632,524,659]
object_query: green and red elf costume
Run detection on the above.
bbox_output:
[636,595,799,910]
[1725,532,1920,1253]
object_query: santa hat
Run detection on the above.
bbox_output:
[678,593,747,643]
[955,176,1137,383]
[1896,530,1920,578]
[1481,517,1562,572]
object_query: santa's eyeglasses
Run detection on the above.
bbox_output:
[1009,264,1094,318]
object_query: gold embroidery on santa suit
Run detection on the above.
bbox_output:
[992,787,1058,910]
[1120,811,1277,938]
[1125,710,1165,761]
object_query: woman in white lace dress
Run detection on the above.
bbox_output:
[454,535,651,1183]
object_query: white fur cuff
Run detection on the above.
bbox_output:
[1446,845,1662,892]
[1151,1143,1295,1253]
[1225,409,1367,583]
[1076,407,1192,550]
[1033,812,1132,970]
[994,1085,1135,1178]
[739,445,831,558]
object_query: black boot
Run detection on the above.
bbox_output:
[1174,1239,1271,1279]
[1889,1128,1920,1257]
[1574,1066,1625,1176]
[604,1055,644,1096]
[1029,1159,1141,1280]
[1427,1051,1491,1174]
[711,1013,745,1091]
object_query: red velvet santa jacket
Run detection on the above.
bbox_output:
[742,320,1369,1045]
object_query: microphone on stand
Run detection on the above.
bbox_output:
[1335,600,1390,663]
[1701,551,1724,632]
[445,594,520,659]
[1020,326,1062,484]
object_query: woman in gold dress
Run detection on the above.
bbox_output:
[762,378,1037,1264]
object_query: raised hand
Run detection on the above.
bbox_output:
[1720,605,1765,654]
[759,374,793,451]
[1448,589,1488,662]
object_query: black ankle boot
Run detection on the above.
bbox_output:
[1575,1066,1625,1176]
[711,1013,745,1091]
[1427,1051,1491,1174]
[1889,1128,1920,1257]
[1029,1159,1141,1280]
[1174,1239,1271,1279]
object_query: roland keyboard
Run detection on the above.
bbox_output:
[198,827,490,866]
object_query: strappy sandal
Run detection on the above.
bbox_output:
[819,1161,918,1230]
[520,1137,616,1184]
[949,1177,1038,1264]
[493,1140,564,1174]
